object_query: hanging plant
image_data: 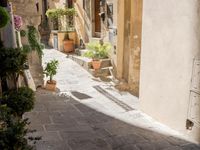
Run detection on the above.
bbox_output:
[0,6,10,28]
[27,26,44,58]
[14,15,23,30]
[46,8,76,19]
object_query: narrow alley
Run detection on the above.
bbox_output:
[25,48,200,150]
[1,0,200,149]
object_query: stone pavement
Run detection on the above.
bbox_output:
[26,48,200,150]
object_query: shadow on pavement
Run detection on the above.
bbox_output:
[25,89,200,150]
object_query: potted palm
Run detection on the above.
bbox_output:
[84,41,111,70]
[44,60,59,91]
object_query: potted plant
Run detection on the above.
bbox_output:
[44,60,59,91]
[46,8,60,30]
[0,47,27,90]
[63,33,74,53]
[84,41,111,70]
[3,87,35,117]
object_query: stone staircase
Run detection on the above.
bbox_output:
[68,55,114,81]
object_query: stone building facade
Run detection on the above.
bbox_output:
[74,0,118,53]
[11,0,42,45]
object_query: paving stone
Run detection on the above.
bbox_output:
[45,124,76,131]
[68,138,110,150]
[114,144,140,150]
[165,136,191,146]
[181,144,200,150]
[163,146,183,150]
[151,140,172,150]
[105,134,147,149]
[74,103,97,114]
[136,143,157,150]
[36,141,71,150]
[60,131,98,141]
[25,112,52,124]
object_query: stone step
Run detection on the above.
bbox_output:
[68,55,92,69]
[68,55,113,77]
[91,38,101,42]
[89,67,112,77]
[79,49,88,56]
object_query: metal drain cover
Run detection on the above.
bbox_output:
[71,91,92,100]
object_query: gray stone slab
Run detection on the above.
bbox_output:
[36,141,71,150]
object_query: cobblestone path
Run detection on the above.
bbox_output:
[25,89,200,150]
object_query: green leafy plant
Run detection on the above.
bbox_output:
[0,47,27,89]
[44,60,59,82]
[46,8,76,31]
[46,8,76,19]
[27,26,44,58]
[84,42,111,60]
[0,105,40,150]
[20,30,26,37]
[22,44,31,54]
[0,6,10,28]
[3,87,35,117]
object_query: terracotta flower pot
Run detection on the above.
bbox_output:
[45,80,56,91]
[92,60,101,70]
[63,40,74,53]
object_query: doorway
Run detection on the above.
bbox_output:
[42,0,48,28]
[93,0,101,38]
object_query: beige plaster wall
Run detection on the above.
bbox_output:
[116,0,142,96]
[140,0,200,143]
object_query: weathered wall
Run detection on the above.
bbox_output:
[116,0,142,96]
[12,0,42,44]
[140,0,200,143]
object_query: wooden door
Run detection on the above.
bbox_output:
[94,0,101,33]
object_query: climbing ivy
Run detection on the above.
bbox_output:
[20,30,26,37]
[27,26,44,58]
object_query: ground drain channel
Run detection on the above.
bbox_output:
[93,85,134,111]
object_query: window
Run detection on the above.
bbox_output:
[107,3,113,28]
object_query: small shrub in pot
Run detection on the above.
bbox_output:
[44,60,59,91]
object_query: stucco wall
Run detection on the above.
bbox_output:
[140,0,200,143]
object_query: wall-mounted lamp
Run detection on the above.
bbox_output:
[99,12,105,22]
[186,119,194,130]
